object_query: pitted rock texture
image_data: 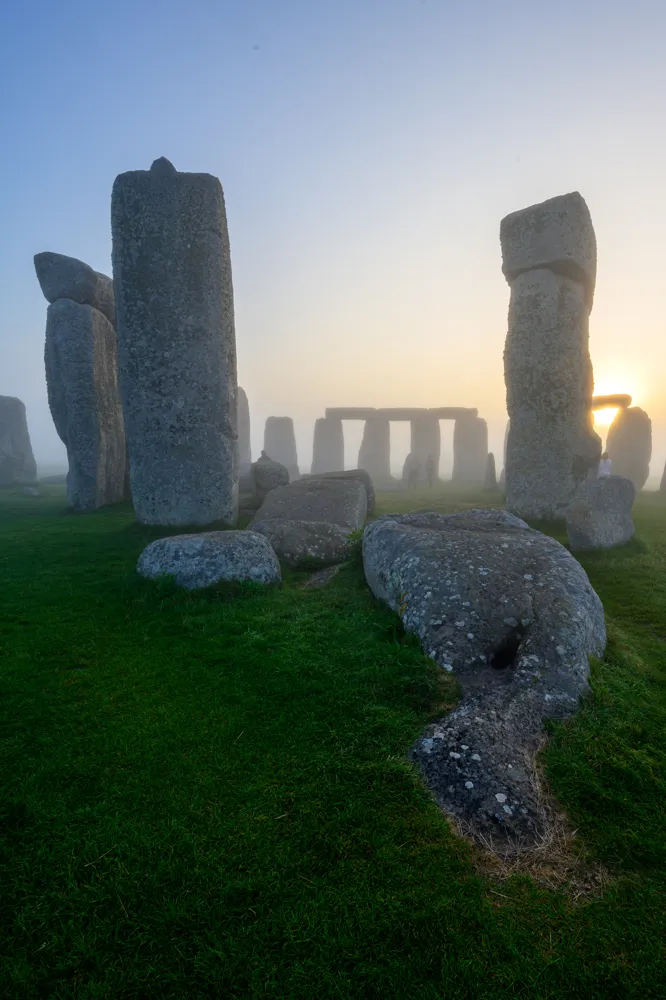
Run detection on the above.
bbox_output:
[362,509,606,850]
[137,530,281,590]
[44,299,126,511]
[566,475,635,551]
[250,478,367,532]
[34,252,116,327]
[301,469,375,514]
[606,406,652,492]
[111,158,238,526]
[0,396,37,484]
[251,452,290,503]
[250,519,355,568]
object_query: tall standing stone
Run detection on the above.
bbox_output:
[0,396,37,484]
[264,417,299,480]
[358,417,391,482]
[237,387,251,475]
[311,416,344,474]
[410,415,440,481]
[660,460,666,493]
[452,416,488,483]
[44,299,126,510]
[606,407,652,491]
[484,452,497,491]
[111,157,238,526]
[501,192,601,519]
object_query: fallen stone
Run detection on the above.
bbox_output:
[250,477,367,532]
[301,468,375,514]
[500,191,597,307]
[251,519,355,568]
[111,158,238,526]
[566,475,635,551]
[251,451,289,503]
[34,252,116,327]
[0,396,37,484]
[137,530,281,589]
[606,406,652,491]
[44,299,126,510]
[362,509,606,851]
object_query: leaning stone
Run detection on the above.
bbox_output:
[264,417,299,480]
[504,268,600,519]
[606,407,652,491]
[251,519,355,568]
[362,509,605,851]
[237,387,251,474]
[566,476,635,551]
[484,452,497,491]
[44,299,125,511]
[111,158,238,526]
[301,468,375,514]
[137,530,281,590]
[0,396,37,484]
[250,478,367,532]
[251,451,289,503]
[34,252,116,327]
[500,191,597,307]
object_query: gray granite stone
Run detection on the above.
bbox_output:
[0,396,37,484]
[264,417,299,480]
[137,530,281,589]
[34,252,116,327]
[566,475,635,551]
[606,407,652,491]
[251,451,289,503]
[250,518,355,568]
[358,417,391,483]
[311,416,344,474]
[250,477,367,532]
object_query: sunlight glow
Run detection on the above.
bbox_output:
[593,407,619,428]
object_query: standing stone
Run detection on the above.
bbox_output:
[452,417,488,484]
[0,396,37,484]
[484,452,497,491]
[358,417,391,483]
[660,460,666,493]
[410,415,440,481]
[44,299,126,510]
[264,417,299,480]
[111,157,238,526]
[237,387,251,475]
[34,252,116,327]
[501,192,601,519]
[566,475,635,551]
[311,416,344,474]
[606,407,652,491]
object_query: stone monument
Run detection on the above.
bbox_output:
[264,417,299,480]
[0,396,37,485]
[606,406,651,491]
[311,416,344,474]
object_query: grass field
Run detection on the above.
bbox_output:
[1,483,666,999]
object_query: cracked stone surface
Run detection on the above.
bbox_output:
[362,509,606,850]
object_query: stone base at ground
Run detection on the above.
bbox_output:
[566,475,635,551]
[251,519,355,567]
[362,509,605,851]
[137,531,281,589]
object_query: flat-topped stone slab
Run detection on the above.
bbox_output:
[325,406,478,421]
[251,519,355,568]
[325,407,378,421]
[137,530,281,589]
[591,394,632,410]
[301,468,375,513]
[249,477,367,532]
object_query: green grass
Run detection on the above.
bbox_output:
[1,483,666,998]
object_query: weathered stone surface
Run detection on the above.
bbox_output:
[251,519,355,568]
[34,252,116,327]
[504,269,601,519]
[500,191,597,306]
[411,416,440,481]
[237,387,251,474]
[606,407,652,491]
[362,509,606,851]
[566,476,635,551]
[137,530,281,589]
[358,417,391,483]
[301,468,375,514]
[264,417,299,480]
[311,416,344,474]
[251,451,289,502]
[484,453,497,491]
[452,417,488,483]
[44,299,125,510]
[250,477,367,532]
[111,158,238,526]
[0,396,37,484]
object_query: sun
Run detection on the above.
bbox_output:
[593,407,619,428]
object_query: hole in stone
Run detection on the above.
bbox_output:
[489,624,527,670]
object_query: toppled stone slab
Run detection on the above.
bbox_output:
[34,252,116,327]
[250,478,367,532]
[500,191,597,306]
[301,468,375,514]
[566,475,635,551]
[0,396,37,484]
[251,451,289,502]
[362,509,605,851]
[251,519,355,568]
[606,406,652,491]
[137,530,281,589]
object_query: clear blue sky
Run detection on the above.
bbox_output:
[2,0,665,476]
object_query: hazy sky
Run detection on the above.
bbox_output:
[2,0,665,478]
